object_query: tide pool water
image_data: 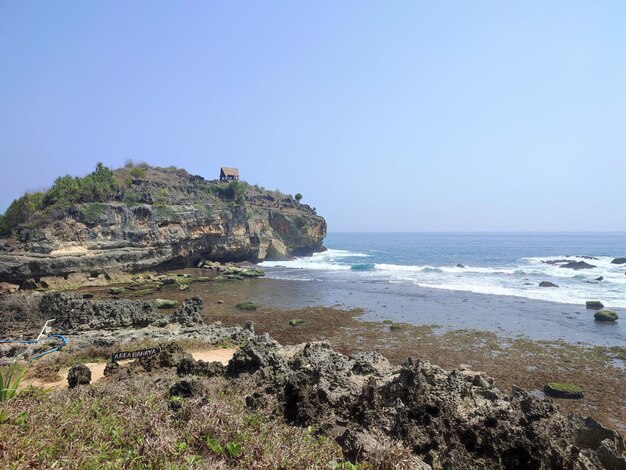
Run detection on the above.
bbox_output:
[261,233,626,309]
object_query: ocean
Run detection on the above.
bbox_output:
[259,232,626,346]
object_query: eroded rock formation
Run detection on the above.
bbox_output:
[0,166,326,285]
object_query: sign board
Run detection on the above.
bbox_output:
[111,347,161,362]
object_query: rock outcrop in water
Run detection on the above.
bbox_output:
[0,164,326,286]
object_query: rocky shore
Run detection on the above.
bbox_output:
[1,292,625,468]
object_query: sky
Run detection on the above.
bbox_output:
[1,1,625,232]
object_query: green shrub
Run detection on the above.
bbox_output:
[295,193,302,202]
[81,203,107,224]
[42,162,118,208]
[0,192,44,235]
[130,166,146,178]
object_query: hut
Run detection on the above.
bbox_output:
[219,167,240,182]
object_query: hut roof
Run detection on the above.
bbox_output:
[220,167,239,177]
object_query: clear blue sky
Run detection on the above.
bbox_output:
[1,1,625,231]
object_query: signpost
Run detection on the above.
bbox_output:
[111,347,161,362]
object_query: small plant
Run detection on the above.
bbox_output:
[235,302,257,311]
[382,319,393,324]
[206,436,225,455]
[225,441,242,458]
[0,362,28,402]
[289,319,305,327]
[295,193,303,202]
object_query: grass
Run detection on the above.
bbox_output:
[0,375,343,468]
[0,362,28,402]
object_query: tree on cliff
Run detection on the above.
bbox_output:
[295,193,302,203]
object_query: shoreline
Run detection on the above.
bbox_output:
[70,271,625,433]
[202,273,626,347]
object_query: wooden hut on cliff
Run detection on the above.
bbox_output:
[219,167,240,182]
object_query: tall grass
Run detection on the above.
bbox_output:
[0,362,28,402]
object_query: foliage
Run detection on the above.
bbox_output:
[295,193,303,202]
[206,181,247,204]
[42,163,118,208]
[81,203,107,224]
[0,163,119,234]
[130,166,146,178]
[0,192,44,235]
[122,192,142,207]
[0,362,28,402]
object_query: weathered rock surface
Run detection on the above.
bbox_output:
[224,337,626,469]
[0,166,326,286]
[1,292,250,349]
[67,363,91,388]
[611,258,626,265]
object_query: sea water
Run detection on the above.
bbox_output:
[262,233,626,308]
[259,233,626,346]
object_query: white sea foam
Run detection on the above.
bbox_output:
[261,251,626,308]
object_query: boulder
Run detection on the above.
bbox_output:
[594,310,619,322]
[595,276,604,281]
[585,301,604,310]
[456,263,465,268]
[67,363,91,388]
[539,281,559,288]
[543,382,584,399]
[559,261,596,270]
[611,257,626,265]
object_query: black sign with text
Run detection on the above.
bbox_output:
[111,347,161,362]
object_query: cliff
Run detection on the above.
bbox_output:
[0,163,326,285]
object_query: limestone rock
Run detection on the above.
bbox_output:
[67,363,91,388]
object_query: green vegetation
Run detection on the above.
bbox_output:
[543,382,584,399]
[81,203,107,224]
[130,166,146,178]
[0,362,28,402]
[235,302,257,311]
[289,319,305,327]
[206,181,247,204]
[0,376,342,468]
[155,299,178,309]
[295,193,303,202]
[382,319,393,324]
[0,163,118,235]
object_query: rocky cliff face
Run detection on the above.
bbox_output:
[0,165,326,285]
